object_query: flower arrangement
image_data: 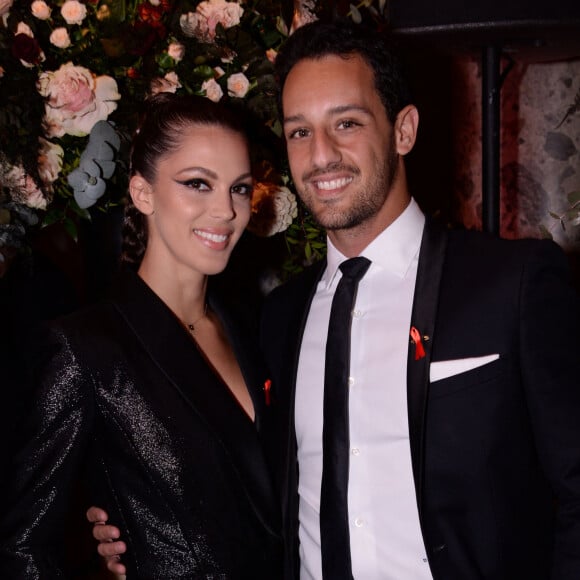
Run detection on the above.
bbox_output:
[0,0,387,277]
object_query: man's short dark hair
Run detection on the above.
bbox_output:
[275,18,412,124]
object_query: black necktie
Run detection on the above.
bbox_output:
[320,257,371,580]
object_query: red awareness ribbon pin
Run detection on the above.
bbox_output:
[264,379,272,406]
[410,326,426,360]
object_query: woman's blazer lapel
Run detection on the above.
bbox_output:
[111,272,280,537]
[406,220,448,518]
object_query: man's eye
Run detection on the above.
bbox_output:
[288,128,309,139]
[338,120,359,129]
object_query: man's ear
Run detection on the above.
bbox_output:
[394,105,419,156]
[129,175,154,215]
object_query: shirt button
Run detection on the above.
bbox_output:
[348,377,355,387]
[354,517,364,528]
[352,309,363,318]
[351,447,360,456]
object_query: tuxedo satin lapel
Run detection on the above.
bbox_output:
[112,272,281,538]
[407,220,447,516]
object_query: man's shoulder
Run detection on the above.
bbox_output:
[444,227,564,262]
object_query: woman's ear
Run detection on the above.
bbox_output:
[394,105,419,156]
[129,175,154,215]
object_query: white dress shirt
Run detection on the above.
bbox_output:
[294,199,433,579]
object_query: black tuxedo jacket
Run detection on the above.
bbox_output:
[0,272,282,579]
[260,221,580,580]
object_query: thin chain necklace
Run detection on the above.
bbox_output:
[187,303,208,334]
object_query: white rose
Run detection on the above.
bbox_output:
[38,138,64,184]
[31,0,51,20]
[0,0,13,18]
[220,1,244,28]
[248,183,298,236]
[167,42,185,63]
[38,62,120,137]
[227,72,250,98]
[4,165,48,210]
[179,12,206,38]
[50,28,71,49]
[202,78,223,103]
[150,71,182,95]
[61,0,87,25]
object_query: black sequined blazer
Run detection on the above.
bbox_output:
[0,272,282,579]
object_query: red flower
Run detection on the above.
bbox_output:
[11,33,42,65]
[127,67,141,79]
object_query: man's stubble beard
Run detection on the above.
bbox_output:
[297,142,399,232]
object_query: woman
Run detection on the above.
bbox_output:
[0,93,282,578]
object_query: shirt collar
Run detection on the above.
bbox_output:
[323,198,425,289]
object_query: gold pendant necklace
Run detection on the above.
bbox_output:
[187,304,208,334]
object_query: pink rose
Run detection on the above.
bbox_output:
[227,72,250,98]
[167,41,185,62]
[266,48,277,64]
[37,62,120,137]
[202,78,223,102]
[61,0,87,25]
[50,28,71,49]
[31,0,51,20]
[180,0,243,41]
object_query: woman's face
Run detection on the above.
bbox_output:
[134,124,252,278]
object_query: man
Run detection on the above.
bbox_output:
[91,18,580,580]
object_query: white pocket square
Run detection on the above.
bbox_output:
[430,354,500,382]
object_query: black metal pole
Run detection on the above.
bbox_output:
[481,45,501,236]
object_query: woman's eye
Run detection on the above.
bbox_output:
[232,183,253,197]
[179,179,210,191]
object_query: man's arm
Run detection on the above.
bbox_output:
[86,507,127,575]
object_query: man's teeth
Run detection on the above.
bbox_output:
[315,177,353,190]
[195,231,228,242]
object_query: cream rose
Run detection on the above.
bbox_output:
[31,0,51,20]
[50,28,71,49]
[16,21,34,37]
[38,138,64,184]
[38,62,120,137]
[202,78,223,103]
[227,72,250,98]
[167,42,185,62]
[150,71,182,95]
[61,0,87,25]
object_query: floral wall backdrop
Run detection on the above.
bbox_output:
[1,0,359,287]
[1,0,578,294]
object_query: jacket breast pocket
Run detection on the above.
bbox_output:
[428,356,508,399]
